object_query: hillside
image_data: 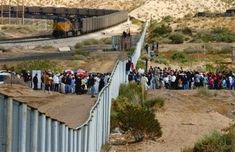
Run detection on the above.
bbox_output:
[4,0,235,21]
[130,0,235,21]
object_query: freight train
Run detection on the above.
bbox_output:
[0,5,128,38]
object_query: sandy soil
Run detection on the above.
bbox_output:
[111,90,235,152]
[0,84,96,128]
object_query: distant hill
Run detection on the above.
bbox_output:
[3,0,235,21]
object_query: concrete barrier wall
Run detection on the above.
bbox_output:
[0,22,148,152]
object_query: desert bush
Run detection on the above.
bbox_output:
[218,46,233,54]
[169,33,184,44]
[74,49,90,56]
[204,64,216,73]
[171,52,187,63]
[111,83,162,141]
[73,55,87,60]
[196,28,235,43]
[74,42,83,48]
[119,83,144,104]
[182,27,193,36]
[130,17,144,25]
[144,97,165,109]
[82,38,99,45]
[136,60,145,69]
[193,132,235,152]
[116,104,162,139]
[155,56,169,65]
[183,47,204,54]
[152,24,172,37]
[100,37,112,44]
[127,48,136,57]
[161,16,173,23]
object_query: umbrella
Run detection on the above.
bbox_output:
[76,69,88,77]
[65,69,74,75]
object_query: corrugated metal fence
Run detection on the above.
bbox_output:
[0,22,148,152]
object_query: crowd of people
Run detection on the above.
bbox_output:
[128,66,235,91]
[20,69,111,98]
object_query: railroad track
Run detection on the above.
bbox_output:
[0,36,53,44]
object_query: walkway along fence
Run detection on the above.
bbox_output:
[0,21,148,152]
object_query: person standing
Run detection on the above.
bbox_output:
[33,74,38,90]
[90,75,96,98]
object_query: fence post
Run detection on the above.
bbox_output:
[32,110,39,152]
[38,115,46,152]
[46,118,52,152]
[6,97,13,152]
[19,104,27,152]
[52,121,58,152]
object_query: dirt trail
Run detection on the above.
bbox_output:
[111,90,235,152]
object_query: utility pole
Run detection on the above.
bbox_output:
[22,0,24,25]
[8,0,11,24]
[1,0,3,24]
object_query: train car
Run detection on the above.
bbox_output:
[52,17,81,38]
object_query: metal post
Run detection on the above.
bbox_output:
[77,129,82,152]
[6,97,13,152]
[52,121,58,152]
[19,104,27,152]
[61,124,65,152]
[73,131,77,152]
[39,115,46,152]
[69,129,73,152]
[65,126,69,152]
[8,0,11,24]
[32,110,38,152]
[46,118,51,152]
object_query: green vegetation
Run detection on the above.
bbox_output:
[148,18,235,44]
[161,16,174,23]
[15,60,62,73]
[111,83,163,141]
[136,60,145,69]
[127,48,136,57]
[130,17,144,26]
[74,49,90,56]
[195,28,235,43]
[182,131,235,152]
[171,52,187,63]
[169,33,184,44]
[144,97,165,110]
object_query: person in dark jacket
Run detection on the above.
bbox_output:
[98,76,105,92]
[75,76,82,95]
[33,74,38,90]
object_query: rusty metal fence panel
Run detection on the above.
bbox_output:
[0,22,148,152]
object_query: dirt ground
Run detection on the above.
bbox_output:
[0,84,96,128]
[110,89,235,152]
